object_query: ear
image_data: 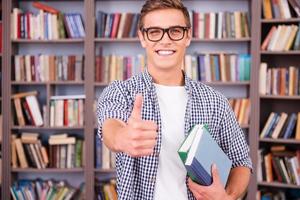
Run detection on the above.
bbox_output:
[138,30,147,48]
[185,28,192,47]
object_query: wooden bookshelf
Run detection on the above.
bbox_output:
[258,181,300,189]
[259,138,300,144]
[0,0,266,199]
[12,168,84,173]
[254,0,300,197]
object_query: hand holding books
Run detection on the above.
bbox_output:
[115,94,158,157]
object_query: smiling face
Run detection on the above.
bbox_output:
[138,8,192,73]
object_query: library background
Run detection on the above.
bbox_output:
[0,0,300,199]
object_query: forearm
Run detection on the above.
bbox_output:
[102,118,126,152]
[225,167,251,200]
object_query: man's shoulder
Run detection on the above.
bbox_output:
[189,80,226,101]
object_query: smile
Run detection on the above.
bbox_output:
[155,50,176,56]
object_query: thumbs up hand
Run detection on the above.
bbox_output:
[117,94,158,157]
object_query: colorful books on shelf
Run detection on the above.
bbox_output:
[95,49,145,83]
[95,136,116,170]
[14,55,84,82]
[50,95,85,127]
[178,124,232,186]
[259,63,300,96]
[262,0,300,19]
[257,189,300,200]
[11,3,85,40]
[259,112,300,139]
[11,133,49,169]
[261,24,300,51]
[11,133,84,169]
[191,11,250,39]
[257,148,300,185]
[228,98,251,126]
[96,11,140,38]
[10,179,84,200]
[12,91,44,127]
[184,53,251,82]
[95,179,117,200]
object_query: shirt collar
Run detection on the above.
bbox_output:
[142,67,193,95]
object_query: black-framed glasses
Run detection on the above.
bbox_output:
[141,26,190,42]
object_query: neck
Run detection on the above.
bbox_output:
[148,65,185,86]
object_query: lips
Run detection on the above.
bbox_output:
[155,50,176,56]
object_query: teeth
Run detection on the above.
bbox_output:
[157,50,175,55]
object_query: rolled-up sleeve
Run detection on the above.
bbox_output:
[96,81,129,140]
[219,100,253,171]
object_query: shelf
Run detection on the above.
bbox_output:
[258,181,300,189]
[12,168,84,173]
[11,126,85,130]
[95,37,251,43]
[94,81,250,87]
[94,168,116,173]
[203,81,250,86]
[261,18,300,23]
[12,39,84,43]
[259,138,300,144]
[260,95,300,100]
[260,51,300,55]
[11,81,85,85]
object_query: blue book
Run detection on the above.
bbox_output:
[178,124,232,186]
[293,24,300,50]
[213,55,220,81]
[283,113,297,139]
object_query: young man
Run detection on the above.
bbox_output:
[97,0,252,199]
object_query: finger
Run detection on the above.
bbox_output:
[130,148,154,157]
[131,130,157,141]
[131,94,143,120]
[188,178,205,193]
[131,120,158,131]
[134,139,157,149]
[211,163,220,184]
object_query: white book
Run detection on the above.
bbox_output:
[281,0,292,18]
[198,13,205,39]
[268,26,281,51]
[25,95,44,126]
[209,12,216,39]
[217,12,223,39]
[277,25,292,51]
[15,55,21,81]
[230,54,236,82]
[54,99,64,126]
[204,54,211,82]
[25,55,32,82]
[259,62,268,95]
[49,137,76,145]
[117,13,127,39]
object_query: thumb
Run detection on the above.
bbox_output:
[131,94,143,120]
[211,164,220,183]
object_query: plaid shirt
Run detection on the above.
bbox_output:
[97,69,252,200]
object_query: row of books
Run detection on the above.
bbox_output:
[262,0,300,19]
[10,179,84,200]
[259,63,300,96]
[191,11,250,39]
[96,11,140,38]
[261,24,300,51]
[50,95,85,127]
[257,189,300,200]
[14,55,84,82]
[228,98,251,126]
[95,53,145,83]
[95,136,116,169]
[11,5,85,40]
[184,53,251,82]
[12,133,84,169]
[95,180,117,200]
[260,112,300,139]
[13,91,44,127]
[257,148,300,185]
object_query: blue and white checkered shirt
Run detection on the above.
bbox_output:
[97,68,252,200]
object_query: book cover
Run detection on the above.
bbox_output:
[178,124,232,186]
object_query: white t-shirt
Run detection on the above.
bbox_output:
[153,83,189,200]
